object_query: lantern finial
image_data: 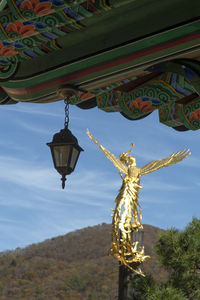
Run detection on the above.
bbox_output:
[61,174,66,189]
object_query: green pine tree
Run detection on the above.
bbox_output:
[129,218,200,300]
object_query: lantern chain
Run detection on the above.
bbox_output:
[64,99,69,129]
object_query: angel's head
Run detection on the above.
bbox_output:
[120,144,136,167]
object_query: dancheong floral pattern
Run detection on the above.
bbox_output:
[189,109,200,121]
[0,42,18,57]
[20,0,54,16]
[6,20,36,37]
[0,0,112,81]
[129,98,154,113]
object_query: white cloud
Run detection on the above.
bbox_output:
[181,155,200,168]
[1,103,84,123]
[0,154,119,209]
[1,104,62,118]
[0,217,20,224]
[141,177,191,191]
[11,118,51,135]
[0,155,58,190]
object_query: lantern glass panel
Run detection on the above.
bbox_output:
[53,145,70,167]
[70,147,79,169]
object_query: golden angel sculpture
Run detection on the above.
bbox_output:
[87,129,190,276]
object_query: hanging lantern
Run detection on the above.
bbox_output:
[47,99,83,189]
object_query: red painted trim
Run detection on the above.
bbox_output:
[4,33,200,95]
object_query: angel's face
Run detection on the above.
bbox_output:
[128,156,136,167]
[120,153,136,167]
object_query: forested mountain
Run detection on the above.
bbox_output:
[0,223,167,300]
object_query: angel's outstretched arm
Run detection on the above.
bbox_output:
[87,129,128,175]
[139,149,190,176]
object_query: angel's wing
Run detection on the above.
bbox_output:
[139,149,190,176]
[87,129,128,175]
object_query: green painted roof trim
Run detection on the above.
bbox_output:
[0,0,7,11]
[3,19,200,90]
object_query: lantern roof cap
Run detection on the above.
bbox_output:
[47,128,82,147]
[53,128,77,143]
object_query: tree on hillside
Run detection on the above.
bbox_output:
[129,218,200,300]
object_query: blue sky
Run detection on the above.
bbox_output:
[0,101,199,252]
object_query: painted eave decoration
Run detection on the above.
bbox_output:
[0,0,200,131]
